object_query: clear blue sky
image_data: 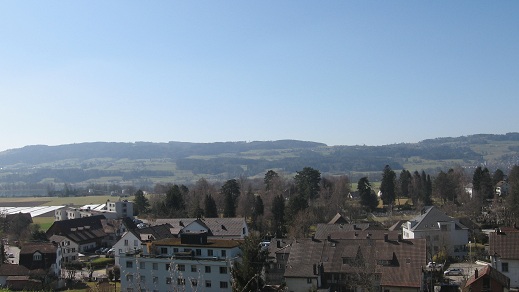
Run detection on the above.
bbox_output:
[1,1,518,152]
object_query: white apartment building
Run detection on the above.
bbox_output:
[119,232,242,292]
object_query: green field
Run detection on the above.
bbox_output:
[0,195,117,207]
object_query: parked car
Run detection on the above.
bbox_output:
[444,268,463,276]
[427,262,444,271]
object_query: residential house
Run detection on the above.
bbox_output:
[266,238,290,285]
[463,264,510,292]
[490,228,519,289]
[113,223,174,264]
[119,232,242,292]
[46,215,107,252]
[402,206,469,259]
[495,181,509,197]
[49,234,80,263]
[0,264,29,287]
[148,217,249,239]
[19,242,62,276]
[284,235,427,292]
[54,200,134,221]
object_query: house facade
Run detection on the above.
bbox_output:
[119,232,242,292]
[463,264,510,292]
[402,206,469,259]
[49,234,80,263]
[19,242,62,276]
[490,229,519,289]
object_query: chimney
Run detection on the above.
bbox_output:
[474,269,478,278]
[327,235,331,242]
[384,233,389,242]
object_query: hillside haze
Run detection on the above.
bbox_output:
[1,133,519,196]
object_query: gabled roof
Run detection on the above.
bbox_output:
[314,223,383,240]
[328,213,349,225]
[148,217,247,238]
[0,264,29,276]
[284,237,426,288]
[133,223,175,241]
[490,231,519,259]
[20,242,57,255]
[465,264,510,289]
[46,215,105,238]
[405,206,468,232]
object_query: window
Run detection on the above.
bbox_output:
[140,276,145,283]
[178,264,185,271]
[221,250,227,257]
[153,263,158,270]
[119,249,122,254]
[139,262,145,269]
[126,274,133,282]
[205,266,211,273]
[33,253,42,261]
[166,277,172,284]
[161,247,168,254]
[243,227,246,234]
[502,262,509,272]
[191,265,197,272]
[124,239,129,246]
[220,266,228,274]
[165,263,171,270]
[126,289,133,292]
[196,249,202,256]
[191,279,198,286]
[173,248,179,253]
[153,276,158,284]
[134,240,138,246]
[72,248,76,252]
[307,278,312,284]
[205,280,212,287]
[177,278,185,285]
[220,281,229,288]
[126,261,133,268]
[208,249,213,256]
[277,263,282,269]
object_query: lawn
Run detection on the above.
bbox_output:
[0,195,118,207]
[32,216,55,231]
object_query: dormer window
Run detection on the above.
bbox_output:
[33,253,42,261]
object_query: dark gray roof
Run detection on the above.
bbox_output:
[406,206,468,231]
[148,217,247,238]
[133,223,175,241]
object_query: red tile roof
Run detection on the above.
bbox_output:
[489,231,519,259]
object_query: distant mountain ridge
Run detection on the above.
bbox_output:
[0,133,518,189]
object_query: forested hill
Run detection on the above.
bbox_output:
[0,133,519,188]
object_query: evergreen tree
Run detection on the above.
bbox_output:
[166,185,186,217]
[231,233,267,292]
[492,169,505,186]
[204,195,218,218]
[0,243,6,264]
[399,170,412,198]
[507,165,519,225]
[222,179,240,218]
[380,165,396,205]
[271,195,286,238]
[264,170,279,192]
[425,174,433,205]
[253,196,264,217]
[133,189,149,215]
[358,177,378,211]
[294,167,321,200]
